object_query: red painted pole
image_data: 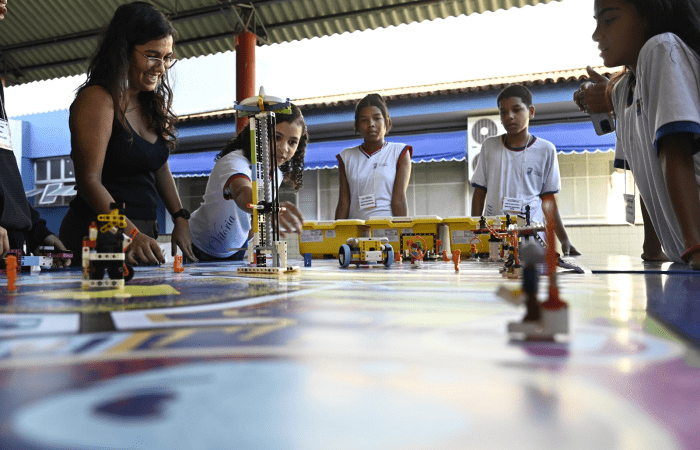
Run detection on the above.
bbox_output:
[235,30,256,132]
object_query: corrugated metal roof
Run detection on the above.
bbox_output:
[292,66,622,108]
[0,0,561,86]
[178,66,620,121]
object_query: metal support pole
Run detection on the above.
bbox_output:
[235,30,256,132]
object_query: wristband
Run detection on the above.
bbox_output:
[128,227,139,239]
[171,208,191,221]
[681,244,700,263]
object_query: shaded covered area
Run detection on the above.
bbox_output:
[1,0,561,85]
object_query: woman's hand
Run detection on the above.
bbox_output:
[171,218,197,262]
[573,66,613,114]
[126,231,165,266]
[279,201,304,237]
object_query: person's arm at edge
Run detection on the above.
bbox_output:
[639,195,669,262]
[658,133,700,268]
[471,186,486,217]
[335,155,350,220]
[390,146,412,217]
[70,86,118,218]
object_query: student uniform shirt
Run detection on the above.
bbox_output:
[470,135,560,224]
[189,150,282,258]
[336,142,412,220]
[612,32,700,263]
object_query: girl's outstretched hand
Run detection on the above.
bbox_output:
[278,201,304,237]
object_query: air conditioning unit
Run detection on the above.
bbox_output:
[466,115,505,182]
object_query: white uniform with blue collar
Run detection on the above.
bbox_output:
[470,134,560,224]
[189,150,282,259]
[612,32,700,263]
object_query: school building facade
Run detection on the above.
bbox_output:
[12,67,644,257]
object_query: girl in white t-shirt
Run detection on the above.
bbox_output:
[575,0,700,269]
[335,93,413,220]
[188,104,308,260]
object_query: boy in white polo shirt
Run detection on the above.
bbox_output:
[471,84,579,256]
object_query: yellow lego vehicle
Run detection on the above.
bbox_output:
[339,237,394,268]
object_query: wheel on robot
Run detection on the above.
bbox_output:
[123,263,135,282]
[382,245,394,267]
[338,244,352,268]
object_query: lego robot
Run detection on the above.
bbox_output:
[339,237,394,268]
[82,203,135,289]
[235,87,299,275]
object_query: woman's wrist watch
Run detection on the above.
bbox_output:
[171,208,190,221]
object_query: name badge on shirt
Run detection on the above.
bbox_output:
[623,193,635,225]
[502,197,523,213]
[0,119,12,151]
[359,194,377,210]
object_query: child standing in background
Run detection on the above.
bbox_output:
[335,93,412,220]
[575,0,700,269]
[188,104,308,261]
[471,84,579,256]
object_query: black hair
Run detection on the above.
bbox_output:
[216,103,308,191]
[626,0,700,53]
[497,84,533,108]
[354,93,392,134]
[601,0,700,97]
[79,2,178,150]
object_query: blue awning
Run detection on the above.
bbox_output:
[304,130,467,170]
[530,121,615,154]
[169,151,218,178]
[168,121,616,177]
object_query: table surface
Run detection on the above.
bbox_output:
[0,255,698,450]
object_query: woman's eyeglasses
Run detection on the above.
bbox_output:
[134,48,178,69]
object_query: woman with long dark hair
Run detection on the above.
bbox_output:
[60,2,196,266]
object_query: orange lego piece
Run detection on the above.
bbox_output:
[453,250,461,271]
[5,255,18,291]
[174,255,184,273]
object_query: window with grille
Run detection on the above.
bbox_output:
[30,157,76,207]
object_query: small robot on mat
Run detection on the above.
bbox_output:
[82,203,135,289]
